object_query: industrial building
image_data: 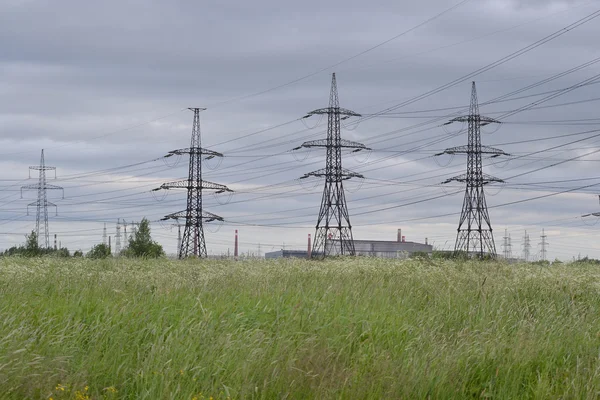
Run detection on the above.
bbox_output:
[264,230,432,259]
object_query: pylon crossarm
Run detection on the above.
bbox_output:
[298,138,370,151]
[437,145,510,156]
[301,168,364,179]
[306,107,361,117]
[482,174,504,184]
[167,148,223,158]
[446,116,501,125]
[481,146,510,156]
[27,201,57,216]
[29,166,56,171]
[156,179,231,192]
[582,212,600,217]
[442,174,467,184]
[340,139,370,150]
[162,210,224,222]
[436,146,469,156]
[202,180,233,193]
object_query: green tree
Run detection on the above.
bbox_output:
[25,231,40,256]
[123,218,164,258]
[87,243,112,259]
[73,250,84,257]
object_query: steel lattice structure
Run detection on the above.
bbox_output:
[154,108,232,258]
[21,149,64,249]
[436,82,509,258]
[294,73,369,258]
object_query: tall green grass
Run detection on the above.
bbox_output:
[1,257,599,399]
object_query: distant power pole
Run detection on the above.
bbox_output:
[522,230,531,262]
[436,83,509,258]
[21,149,64,249]
[293,73,369,258]
[539,229,548,261]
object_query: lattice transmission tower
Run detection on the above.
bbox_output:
[502,228,512,260]
[522,230,531,262]
[21,149,63,249]
[436,82,509,258]
[293,73,369,258]
[539,229,548,261]
[154,108,232,259]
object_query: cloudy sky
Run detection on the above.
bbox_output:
[1,0,600,260]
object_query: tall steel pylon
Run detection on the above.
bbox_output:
[21,149,64,249]
[436,82,509,258]
[154,108,232,259]
[294,73,369,258]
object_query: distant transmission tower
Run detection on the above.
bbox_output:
[522,230,531,262]
[502,229,512,260]
[21,149,64,249]
[539,228,548,261]
[436,82,509,258]
[115,219,122,255]
[103,223,107,246]
[293,73,369,258]
[154,108,232,259]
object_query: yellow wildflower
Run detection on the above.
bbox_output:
[55,384,66,391]
[105,386,118,393]
[180,369,184,376]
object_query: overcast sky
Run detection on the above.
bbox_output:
[1,0,600,260]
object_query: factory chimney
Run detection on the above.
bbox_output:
[397,229,402,242]
[234,230,238,259]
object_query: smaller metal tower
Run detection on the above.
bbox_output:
[115,219,122,255]
[502,228,512,260]
[522,230,531,262]
[539,229,548,261]
[21,150,64,249]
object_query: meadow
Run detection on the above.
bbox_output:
[1,257,600,399]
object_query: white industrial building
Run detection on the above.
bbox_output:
[264,229,432,259]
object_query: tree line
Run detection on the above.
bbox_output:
[2,218,164,259]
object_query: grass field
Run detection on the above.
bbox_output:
[1,257,600,399]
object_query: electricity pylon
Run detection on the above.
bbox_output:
[21,149,63,248]
[523,230,531,262]
[115,219,122,255]
[154,108,232,259]
[539,229,548,261]
[502,228,512,260]
[293,73,369,258]
[435,82,509,258]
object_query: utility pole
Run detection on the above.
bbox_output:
[154,108,232,259]
[539,229,548,261]
[523,230,531,262]
[435,82,509,259]
[293,73,369,258]
[21,149,64,249]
